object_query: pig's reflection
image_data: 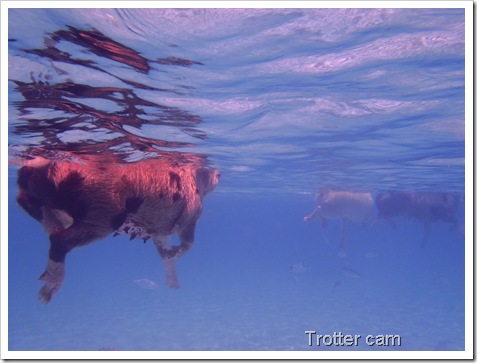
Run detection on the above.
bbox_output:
[16,152,219,303]
[375,191,460,247]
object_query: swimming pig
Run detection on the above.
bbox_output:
[304,190,373,251]
[375,191,460,247]
[16,154,219,303]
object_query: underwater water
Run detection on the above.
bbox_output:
[4,5,469,359]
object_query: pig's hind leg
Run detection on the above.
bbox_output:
[39,222,106,304]
[338,218,350,257]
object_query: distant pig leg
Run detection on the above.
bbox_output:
[320,216,328,229]
[421,222,431,248]
[339,218,349,256]
[304,206,321,222]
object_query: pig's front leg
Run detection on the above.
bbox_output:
[153,222,197,289]
[304,205,321,222]
[153,235,180,289]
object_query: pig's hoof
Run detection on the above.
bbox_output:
[38,283,60,304]
[38,261,64,304]
[166,275,180,289]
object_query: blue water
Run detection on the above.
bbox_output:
[6,7,467,358]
